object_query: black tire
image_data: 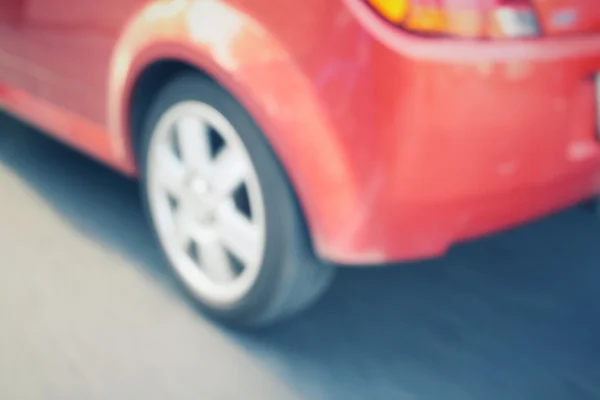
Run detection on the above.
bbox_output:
[138,73,335,328]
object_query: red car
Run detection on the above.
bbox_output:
[0,0,599,326]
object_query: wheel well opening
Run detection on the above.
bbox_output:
[129,59,213,165]
[128,59,322,261]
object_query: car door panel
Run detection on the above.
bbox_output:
[0,0,38,95]
[18,0,146,125]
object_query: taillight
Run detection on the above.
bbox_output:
[366,0,541,39]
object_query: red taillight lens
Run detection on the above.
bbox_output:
[366,0,541,39]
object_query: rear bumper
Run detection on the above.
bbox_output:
[352,161,600,264]
[309,3,600,265]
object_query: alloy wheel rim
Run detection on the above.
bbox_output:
[147,101,266,306]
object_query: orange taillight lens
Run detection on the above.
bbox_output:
[367,0,410,23]
[367,0,540,39]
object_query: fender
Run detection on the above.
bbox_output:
[107,0,360,260]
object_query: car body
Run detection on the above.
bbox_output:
[1,0,600,325]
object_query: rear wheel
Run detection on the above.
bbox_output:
[139,73,335,327]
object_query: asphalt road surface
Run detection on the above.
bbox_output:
[0,113,599,400]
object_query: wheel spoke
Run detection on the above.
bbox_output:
[216,200,260,265]
[173,206,195,250]
[156,148,186,196]
[176,116,211,174]
[210,147,248,198]
[199,239,235,282]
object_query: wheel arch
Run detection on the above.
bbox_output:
[107,0,360,261]
[127,59,208,164]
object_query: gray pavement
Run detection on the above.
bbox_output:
[0,113,599,400]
